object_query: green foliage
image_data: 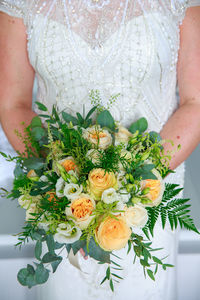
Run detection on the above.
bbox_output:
[96,110,115,131]
[129,117,148,134]
[143,184,199,237]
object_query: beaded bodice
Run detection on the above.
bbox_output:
[0,0,197,132]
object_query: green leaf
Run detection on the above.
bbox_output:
[62,111,78,125]
[100,276,107,285]
[42,252,60,263]
[14,164,24,178]
[109,279,114,292]
[111,273,123,280]
[106,267,111,279]
[76,112,84,123]
[46,234,55,254]
[97,110,115,131]
[129,118,148,134]
[31,127,46,141]
[35,264,49,284]
[51,257,62,273]
[84,238,110,263]
[147,269,155,281]
[71,239,87,255]
[152,256,163,265]
[35,102,48,112]
[35,241,42,260]
[65,244,72,254]
[23,157,45,171]
[140,259,150,267]
[31,116,42,128]
[17,268,30,286]
[85,106,97,120]
[149,131,162,143]
[27,264,35,275]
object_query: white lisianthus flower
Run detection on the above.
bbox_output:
[115,125,132,145]
[18,195,41,209]
[54,223,82,244]
[124,205,148,228]
[39,175,48,182]
[86,149,101,164]
[65,194,95,229]
[56,177,65,197]
[64,183,83,200]
[26,203,38,221]
[118,189,130,203]
[83,125,112,149]
[101,188,120,204]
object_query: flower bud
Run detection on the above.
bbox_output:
[142,187,151,195]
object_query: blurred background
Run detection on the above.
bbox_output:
[0,82,200,299]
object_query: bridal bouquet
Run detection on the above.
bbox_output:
[1,98,198,291]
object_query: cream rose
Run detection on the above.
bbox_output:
[124,205,148,228]
[26,203,38,221]
[18,195,41,209]
[115,125,132,145]
[86,149,101,164]
[54,223,82,244]
[83,126,112,149]
[88,168,117,200]
[141,169,164,207]
[95,216,131,251]
[65,194,95,229]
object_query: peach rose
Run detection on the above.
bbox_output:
[141,169,164,207]
[88,168,117,200]
[65,194,95,229]
[83,126,112,149]
[95,216,131,251]
[59,156,77,172]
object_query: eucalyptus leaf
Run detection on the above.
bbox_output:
[35,264,49,284]
[42,252,59,263]
[97,110,115,131]
[71,239,86,255]
[84,238,110,263]
[35,102,48,112]
[62,111,78,125]
[31,116,42,128]
[51,257,62,273]
[23,157,46,171]
[85,106,97,120]
[35,241,42,260]
[149,131,162,143]
[14,164,24,178]
[46,234,55,254]
[129,118,148,134]
[31,127,46,141]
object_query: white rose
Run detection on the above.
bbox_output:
[101,188,120,204]
[124,205,148,228]
[115,125,132,145]
[56,177,65,197]
[64,183,83,200]
[26,203,38,221]
[86,149,101,164]
[54,223,82,244]
[112,200,126,216]
[83,125,112,149]
[65,194,95,229]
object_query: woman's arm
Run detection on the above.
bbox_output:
[0,12,36,153]
[160,7,200,170]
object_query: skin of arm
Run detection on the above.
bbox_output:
[0,13,36,153]
[160,7,200,170]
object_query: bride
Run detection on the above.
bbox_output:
[0,1,200,299]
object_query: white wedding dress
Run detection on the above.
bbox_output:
[0,0,200,299]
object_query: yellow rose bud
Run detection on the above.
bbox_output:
[95,216,131,251]
[88,168,117,200]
